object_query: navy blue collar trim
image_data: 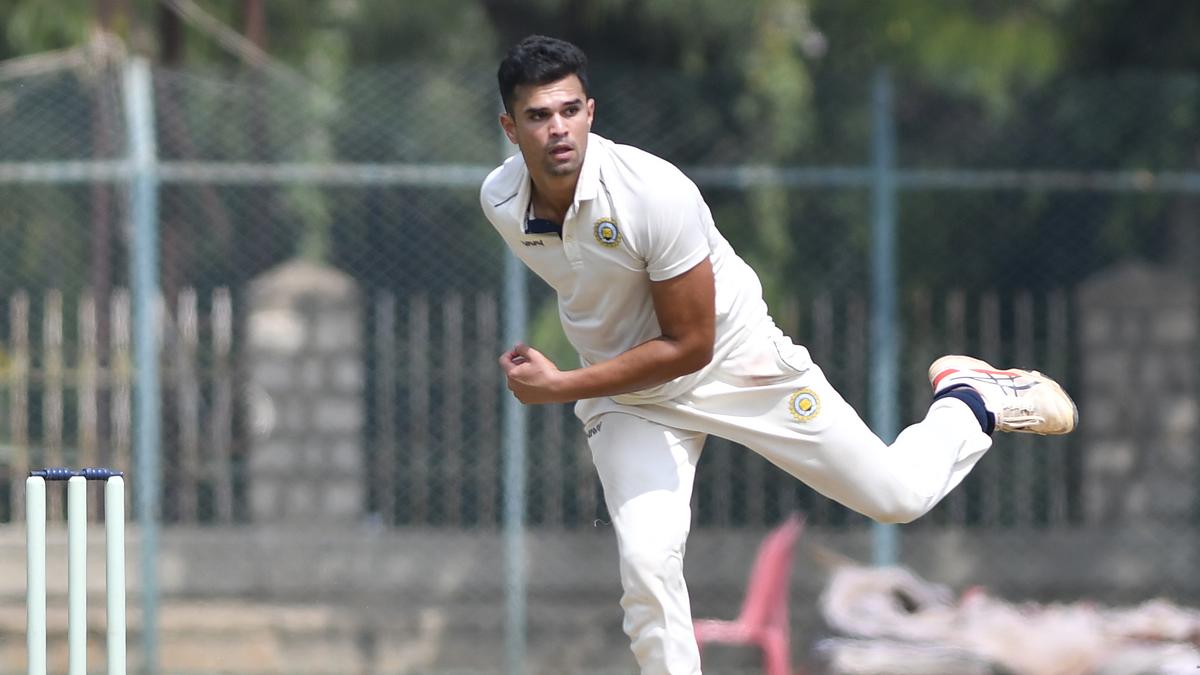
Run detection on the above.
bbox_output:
[525,216,562,238]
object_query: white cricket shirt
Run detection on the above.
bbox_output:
[480,133,783,407]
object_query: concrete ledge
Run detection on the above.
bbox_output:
[4,524,1194,600]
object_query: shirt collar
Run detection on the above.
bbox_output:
[511,132,604,231]
[572,132,603,204]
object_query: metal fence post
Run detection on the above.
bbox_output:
[870,67,901,567]
[498,113,529,675]
[122,57,161,674]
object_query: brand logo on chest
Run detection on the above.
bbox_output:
[593,217,621,247]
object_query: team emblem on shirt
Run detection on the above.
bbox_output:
[788,387,821,422]
[593,217,621,247]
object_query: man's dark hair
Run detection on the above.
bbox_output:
[498,35,590,115]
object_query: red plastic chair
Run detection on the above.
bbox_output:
[693,513,805,675]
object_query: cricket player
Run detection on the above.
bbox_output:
[480,35,1078,675]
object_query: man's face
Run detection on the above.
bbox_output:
[501,75,594,179]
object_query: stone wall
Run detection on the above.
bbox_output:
[1077,262,1198,524]
[244,259,366,523]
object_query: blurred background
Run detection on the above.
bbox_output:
[0,1,1198,673]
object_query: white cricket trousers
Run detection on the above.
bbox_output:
[579,338,992,675]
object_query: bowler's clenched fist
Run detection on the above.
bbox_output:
[499,342,568,404]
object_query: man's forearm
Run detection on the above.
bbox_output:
[556,336,713,401]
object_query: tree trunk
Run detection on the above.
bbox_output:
[241,0,280,277]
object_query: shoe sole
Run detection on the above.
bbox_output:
[929,355,1079,435]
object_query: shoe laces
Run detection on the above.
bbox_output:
[999,407,1044,429]
[998,373,1045,428]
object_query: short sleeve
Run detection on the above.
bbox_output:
[644,184,712,282]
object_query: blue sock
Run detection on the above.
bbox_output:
[933,384,995,435]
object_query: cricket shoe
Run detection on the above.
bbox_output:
[928,355,1078,435]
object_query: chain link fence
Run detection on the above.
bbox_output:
[0,48,1197,673]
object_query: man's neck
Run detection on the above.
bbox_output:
[529,174,577,224]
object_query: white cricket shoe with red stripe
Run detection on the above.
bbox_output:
[928,355,1078,435]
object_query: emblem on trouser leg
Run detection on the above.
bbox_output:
[788,387,820,422]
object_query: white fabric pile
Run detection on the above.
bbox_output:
[817,564,1200,675]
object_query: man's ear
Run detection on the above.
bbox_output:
[499,113,518,144]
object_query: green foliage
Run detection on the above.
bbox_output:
[1,0,1196,306]
[2,1,93,56]
[338,0,498,65]
[875,1,1062,114]
[529,298,577,369]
